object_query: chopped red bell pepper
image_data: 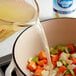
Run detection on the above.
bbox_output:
[52,61,57,67]
[70,58,76,64]
[27,61,37,71]
[64,74,72,76]
[58,65,67,73]
[38,51,47,60]
[73,68,76,75]
[37,59,47,67]
[58,50,62,56]
[68,44,75,53]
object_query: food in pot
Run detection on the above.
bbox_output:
[27,44,76,76]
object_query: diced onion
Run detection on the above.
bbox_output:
[60,52,69,60]
[41,70,49,76]
[66,60,72,64]
[28,58,32,63]
[57,61,63,67]
[71,53,76,58]
[67,64,76,69]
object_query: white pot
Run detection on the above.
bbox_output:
[5,18,76,76]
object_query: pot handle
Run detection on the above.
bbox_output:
[5,59,15,76]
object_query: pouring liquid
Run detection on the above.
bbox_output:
[36,19,53,76]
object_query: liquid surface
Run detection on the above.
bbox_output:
[0,0,35,42]
[0,0,35,22]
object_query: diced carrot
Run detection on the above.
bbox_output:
[68,45,75,53]
[37,59,47,67]
[36,66,42,70]
[58,65,67,73]
[73,68,76,75]
[56,74,59,76]
[51,54,59,62]
[34,67,42,76]
[70,58,76,64]
[38,51,47,60]
[27,61,37,71]
[33,75,41,76]
[64,74,72,76]
[52,61,57,67]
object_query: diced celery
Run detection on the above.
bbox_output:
[56,44,66,51]
[68,48,72,53]
[32,57,39,63]
[61,60,68,67]
[57,61,63,67]
[69,69,75,76]
[65,69,70,75]
[50,48,58,54]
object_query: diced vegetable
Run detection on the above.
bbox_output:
[61,60,68,67]
[28,58,33,63]
[56,44,66,51]
[42,67,47,71]
[64,74,72,76]
[51,54,59,67]
[51,55,59,62]
[68,54,72,59]
[68,45,75,53]
[68,48,72,53]
[41,70,49,76]
[38,51,47,60]
[34,67,42,76]
[69,69,75,76]
[65,69,71,75]
[32,57,39,63]
[56,73,63,76]
[67,64,76,70]
[52,61,57,67]
[70,58,76,64]
[50,48,58,54]
[60,52,68,61]
[73,68,76,75]
[71,53,76,58]
[58,65,67,73]
[57,61,63,67]
[36,66,42,69]
[27,61,37,71]
[37,59,47,67]
[57,50,62,56]
[27,44,76,76]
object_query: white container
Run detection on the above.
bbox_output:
[53,0,76,18]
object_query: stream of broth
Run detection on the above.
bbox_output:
[36,20,53,76]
